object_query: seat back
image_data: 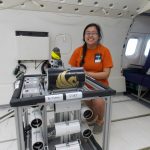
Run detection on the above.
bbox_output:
[143,50,150,73]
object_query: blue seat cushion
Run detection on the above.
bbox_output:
[142,75,150,88]
[123,72,144,85]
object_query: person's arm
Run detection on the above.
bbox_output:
[85,68,111,80]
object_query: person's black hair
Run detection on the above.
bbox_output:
[80,23,102,67]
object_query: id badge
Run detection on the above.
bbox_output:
[94,54,101,63]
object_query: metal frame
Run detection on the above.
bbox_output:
[132,85,150,103]
[11,75,116,150]
[103,96,112,150]
[13,97,112,150]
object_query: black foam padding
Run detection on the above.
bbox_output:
[47,67,85,90]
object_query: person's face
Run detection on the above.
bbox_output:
[84,26,100,46]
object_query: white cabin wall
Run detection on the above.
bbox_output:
[0,9,132,105]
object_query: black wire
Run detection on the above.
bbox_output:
[35,60,46,70]
[41,60,51,74]
[89,135,103,150]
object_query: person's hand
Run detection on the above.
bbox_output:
[84,70,88,76]
[85,71,92,77]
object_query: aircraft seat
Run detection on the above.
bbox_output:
[123,51,150,101]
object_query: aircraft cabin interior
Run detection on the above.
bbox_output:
[0,0,150,150]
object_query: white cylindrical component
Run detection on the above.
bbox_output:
[55,120,80,137]
[81,122,92,138]
[28,107,42,128]
[55,141,80,150]
[81,106,93,121]
[32,128,44,150]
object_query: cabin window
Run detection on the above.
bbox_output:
[144,39,150,56]
[125,38,138,56]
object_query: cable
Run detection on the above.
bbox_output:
[13,62,27,78]
[35,60,45,70]
[89,135,102,150]
[41,60,51,74]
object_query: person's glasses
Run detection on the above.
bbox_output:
[85,32,98,36]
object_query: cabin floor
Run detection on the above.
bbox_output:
[0,94,150,150]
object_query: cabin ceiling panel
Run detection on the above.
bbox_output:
[0,0,26,9]
[0,0,149,18]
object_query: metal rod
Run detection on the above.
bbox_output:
[15,107,25,150]
[102,96,112,150]
[43,104,48,147]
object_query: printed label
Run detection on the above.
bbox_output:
[66,92,82,100]
[45,94,63,103]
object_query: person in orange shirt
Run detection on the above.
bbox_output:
[69,23,113,134]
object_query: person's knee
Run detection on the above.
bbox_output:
[85,100,93,107]
[93,98,105,107]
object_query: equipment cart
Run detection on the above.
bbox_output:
[10,68,116,150]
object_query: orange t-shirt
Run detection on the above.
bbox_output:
[69,44,113,86]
